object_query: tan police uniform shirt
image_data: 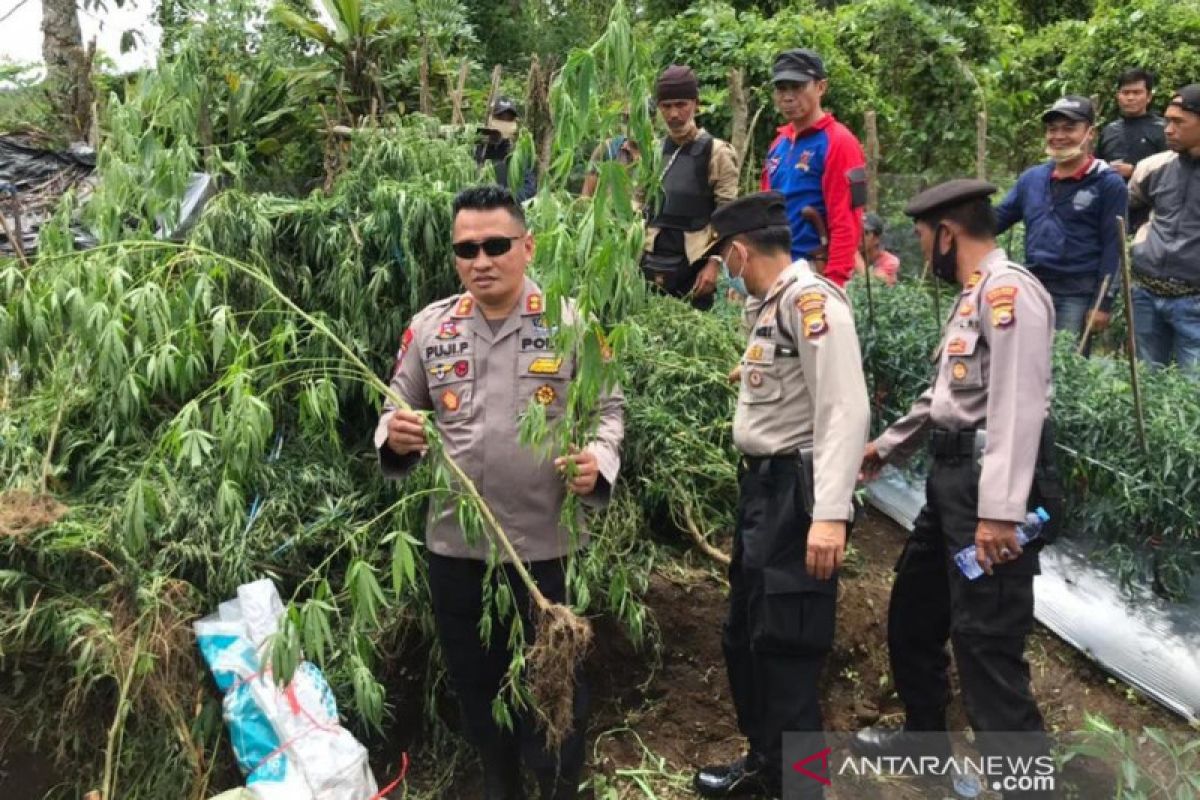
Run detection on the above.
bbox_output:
[644,127,741,265]
[874,249,1055,523]
[734,261,870,522]
[374,278,624,562]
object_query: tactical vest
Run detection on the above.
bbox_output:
[651,133,716,232]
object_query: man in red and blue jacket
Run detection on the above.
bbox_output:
[761,48,868,287]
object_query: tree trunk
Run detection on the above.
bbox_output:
[40,0,93,140]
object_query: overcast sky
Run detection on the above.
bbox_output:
[2,1,162,74]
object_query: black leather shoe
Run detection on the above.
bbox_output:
[693,754,778,797]
[850,727,951,760]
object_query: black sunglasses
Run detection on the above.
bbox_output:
[452,236,522,260]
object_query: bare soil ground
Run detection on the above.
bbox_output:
[2,510,1190,799]
[405,509,1191,799]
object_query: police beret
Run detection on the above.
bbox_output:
[903,179,997,220]
[700,192,790,258]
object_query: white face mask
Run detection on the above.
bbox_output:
[487,119,518,140]
[1045,143,1087,164]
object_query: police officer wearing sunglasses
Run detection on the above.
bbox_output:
[374,185,625,799]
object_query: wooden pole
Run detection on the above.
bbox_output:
[865,110,879,213]
[485,65,503,123]
[1117,216,1149,455]
[451,60,469,125]
[976,109,988,181]
[1076,274,1111,356]
[418,41,432,116]
[729,68,749,164]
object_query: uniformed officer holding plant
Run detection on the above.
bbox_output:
[376,184,624,800]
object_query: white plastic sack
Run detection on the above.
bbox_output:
[195,579,379,800]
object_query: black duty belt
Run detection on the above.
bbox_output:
[741,452,800,476]
[928,428,981,459]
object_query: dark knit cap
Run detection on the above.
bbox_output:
[656,65,700,103]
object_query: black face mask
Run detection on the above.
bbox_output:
[930,224,958,284]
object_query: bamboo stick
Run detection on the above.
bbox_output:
[1116,216,1148,455]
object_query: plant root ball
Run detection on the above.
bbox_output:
[527,602,593,749]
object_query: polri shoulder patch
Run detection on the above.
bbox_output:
[986,286,1018,329]
[796,290,828,339]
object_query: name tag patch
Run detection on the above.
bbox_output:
[528,356,563,375]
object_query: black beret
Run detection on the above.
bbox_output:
[700,192,790,258]
[904,179,997,220]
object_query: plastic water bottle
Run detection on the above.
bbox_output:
[954,507,1050,580]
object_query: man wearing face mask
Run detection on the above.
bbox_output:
[475,97,537,202]
[642,64,740,310]
[693,192,869,799]
[995,96,1128,350]
[855,180,1059,800]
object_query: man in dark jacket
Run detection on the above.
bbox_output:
[995,96,1128,349]
[475,98,537,202]
[1128,85,1200,371]
[1096,68,1168,231]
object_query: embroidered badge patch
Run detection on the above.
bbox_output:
[947,337,968,356]
[453,296,474,317]
[951,361,969,381]
[797,291,828,339]
[454,359,469,378]
[986,286,1018,328]
[965,271,983,292]
[441,388,461,411]
[534,384,557,406]
[528,357,563,375]
[393,327,414,374]
[437,321,459,339]
[958,303,975,318]
[429,363,454,380]
[746,344,766,363]
[747,369,764,388]
[526,294,543,314]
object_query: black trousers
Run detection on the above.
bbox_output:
[888,453,1052,798]
[428,553,588,792]
[723,457,837,797]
